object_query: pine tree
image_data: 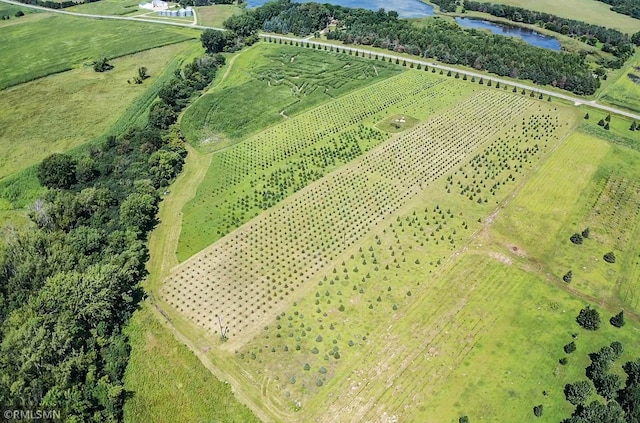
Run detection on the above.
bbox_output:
[610,311,625,328]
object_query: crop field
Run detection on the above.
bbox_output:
[0,42,196,180]
[0,13,198,89]
[487,0,640,34]
[177,70,485,260]
[180,43,403,149]
[156,83,628,421]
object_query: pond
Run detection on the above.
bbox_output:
[455,17,561,51]
[245,0,435,18]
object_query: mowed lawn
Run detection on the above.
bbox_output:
[488,0,640,34]
[0,13,198,89]
[0,42,198,180]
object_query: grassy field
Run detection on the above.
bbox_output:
[0,13,198,89]
[485,0,640,34]
[181,43,404,150]
[0,42,196,181]
[598,50,640,114]
[123,305,260,423]
[494,129,640,312]
[67,0,141,15]
[196,4,240,27]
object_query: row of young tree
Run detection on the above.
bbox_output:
[594,0,640,19]
[0,53,225,420]
[464,1,639,67]
[227,0,600,95]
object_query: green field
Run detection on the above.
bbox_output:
[485,0,640,34]
[0,42,196,181]
[181,43,403,150]
[123,305,260,423]
[196,4,240,27]
[0,13,198,89]
[598,50,640,114]
[151,37,640,422]
[67,0,141,15]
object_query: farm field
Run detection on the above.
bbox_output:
[67,0,141,15]
[181,43,404,150]
[177,68,484,261]
[196,4,240,27]
[0,13,198,89]
[486,0,640,34]
[0,42,197,181]
[155,72,629,421]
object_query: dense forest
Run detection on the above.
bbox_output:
[594,0,640,19]
[464,1,636,68]
[226,0,600,95]
[0,53,224,420]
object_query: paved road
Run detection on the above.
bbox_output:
[2,0,639,121]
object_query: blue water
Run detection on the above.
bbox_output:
[455,17,561,51]
[245,0,435,18]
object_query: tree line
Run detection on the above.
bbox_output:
[13,0,99,10]
[229,0,600,95]
[464,1,638,68]
[0,53,225,421]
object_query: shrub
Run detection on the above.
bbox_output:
[563,270,573,283]
[576,306,600,330]
[603,252,616,263]
[559,357,568,365]
[533,404,543,417]
[303,363,310,371]
[319,366,327,374]
[564,341,577,354]
[610,311,625,328]
[570,233,583,245]
[459,417,470,423]
[581,227,590,238]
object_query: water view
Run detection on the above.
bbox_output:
[246,0,561,50]
[245,0,435,18]
[455,17,561,51]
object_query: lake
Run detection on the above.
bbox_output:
[455,17,561,51]
[245,0,435,18]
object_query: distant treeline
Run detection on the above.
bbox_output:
[464,1,636,67]
[13,0,99,9]
[0,53,225,421]
[228,0,599,95]
[594,0,640,19]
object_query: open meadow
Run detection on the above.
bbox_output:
[598,50,640,114]
[0,13,198,89]
[152,41,640,419]
[485,0,640,34]
[0,42,198,181]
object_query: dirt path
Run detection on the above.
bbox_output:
[146,143,211,289]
